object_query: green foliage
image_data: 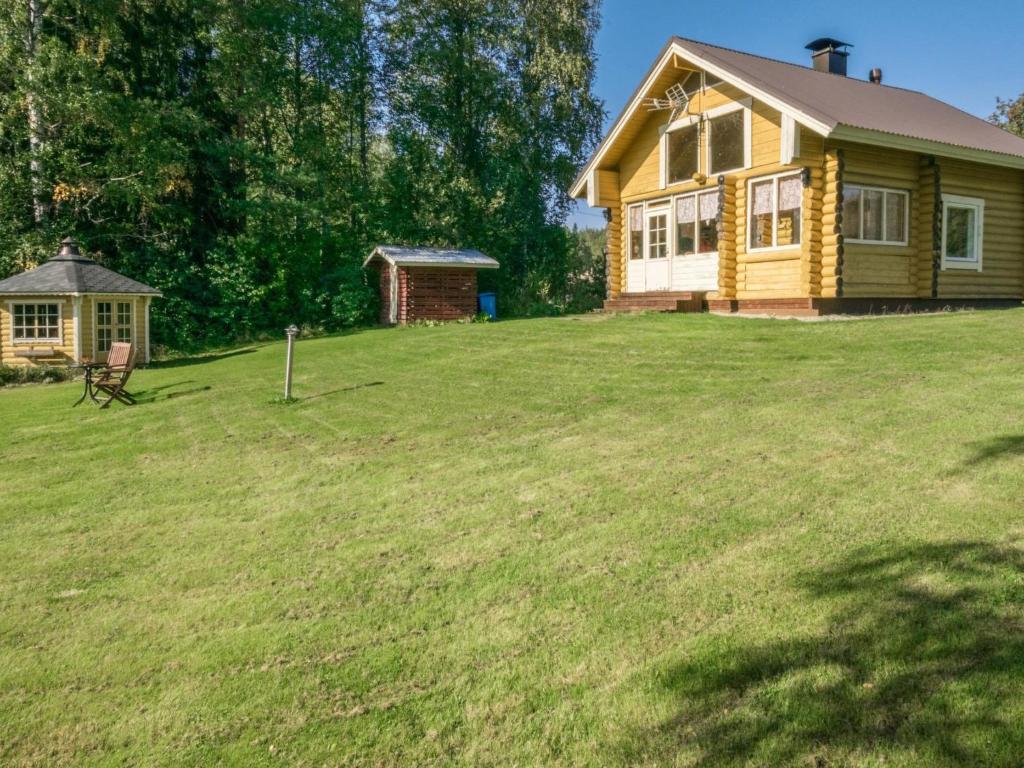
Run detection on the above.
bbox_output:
[991,92,1024,138]
[0,364,75,387]
[0,0,604,350]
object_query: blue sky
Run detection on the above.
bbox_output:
[569,0,1024,228]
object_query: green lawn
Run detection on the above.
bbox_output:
[3,311,1024,767]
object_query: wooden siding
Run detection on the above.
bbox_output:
[820,148,844,298]
[398,267,478,324]
[0,295,76,366]
[608,205,623,298]
[834,142,920,297]
[937,159,1024,298]
[716,174,737,299]
[916,158,941,297]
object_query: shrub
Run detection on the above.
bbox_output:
[0,365,77,387]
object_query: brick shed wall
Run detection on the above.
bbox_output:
[397,267,478,324]
[378,263,393,324]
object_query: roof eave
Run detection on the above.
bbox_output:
[830,125,1024,170]
[391,261,499,269]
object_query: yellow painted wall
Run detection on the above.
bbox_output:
[611,72,824,298]
[834,142,921,298]
[593,67,1024,304]
[0,296,77,366]
[0,294,150,367]
[937,159,1024,298]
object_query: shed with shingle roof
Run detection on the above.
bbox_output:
[364,246,499,325]
[0,238,161,366]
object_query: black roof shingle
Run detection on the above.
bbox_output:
[0,239,160,296]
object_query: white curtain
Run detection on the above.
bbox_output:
[752,181,773,215]
[676,195,695,224]
[629,206,643,231]
[779,175,803,211]
[699,191,719,221]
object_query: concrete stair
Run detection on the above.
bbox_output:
[603,291,705,313]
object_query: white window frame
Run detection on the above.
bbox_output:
[93,296,136,358]
[941,194,984,271]
[844,185,910,246]
[705,98,752,177]
[747,170,804,253]
[660,117,701,189]
[644,201,671,261]
[9,300,63,345]
[672,190,721,258]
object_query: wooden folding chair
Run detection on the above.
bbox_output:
[93,342,137,409]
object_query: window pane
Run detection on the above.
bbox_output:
[750,180,774,249]
[709,111,744,174]
[679,219,696,256]
[777,175,802,247]
[117,327,132,342]
[117,302,132,325]
[629,206,643,260]
[946,205,976,260]
[98,328,112,353]
[862,189,884,241]
[667,124,699,184]
[676,196,696,255]
[647,213,668,259]
[885,192,906,243]
[698,191,719,253]
[843,187,862,240]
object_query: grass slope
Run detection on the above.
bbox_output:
[2,311,1024,767]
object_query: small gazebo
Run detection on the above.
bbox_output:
[0,238,161,366]
[363,245,499,326]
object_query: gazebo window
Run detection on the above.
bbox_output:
[12,303,60,342]
[117,302,133,342]
[97,301,113,352]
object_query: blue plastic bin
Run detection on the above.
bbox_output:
[478,292,497,319]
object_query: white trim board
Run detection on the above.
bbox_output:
[8,299,63,346]
[940,193,985,272]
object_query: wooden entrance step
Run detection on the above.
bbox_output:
[603,292,706,313]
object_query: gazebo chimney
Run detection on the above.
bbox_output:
[58,237,81,258]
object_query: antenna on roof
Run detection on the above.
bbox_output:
[644,82,691,123]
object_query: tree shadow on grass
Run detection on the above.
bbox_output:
[299,381,384,402]
[963,435,1024,466]
[626,541,1024,767]
[149,347,259,369]
[132,383,212,404]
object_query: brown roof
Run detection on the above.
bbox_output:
[673,36,1024,159]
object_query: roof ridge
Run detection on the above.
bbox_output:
[672,36,928,98]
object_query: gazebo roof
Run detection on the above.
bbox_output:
[363,245,499,269]
[0,238,161,296]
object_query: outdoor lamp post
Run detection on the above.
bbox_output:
[284,324,299,399]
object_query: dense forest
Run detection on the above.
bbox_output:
[0,0,606,349]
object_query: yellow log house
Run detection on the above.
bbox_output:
[571,37,1024,315]
[0,238,160,366]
